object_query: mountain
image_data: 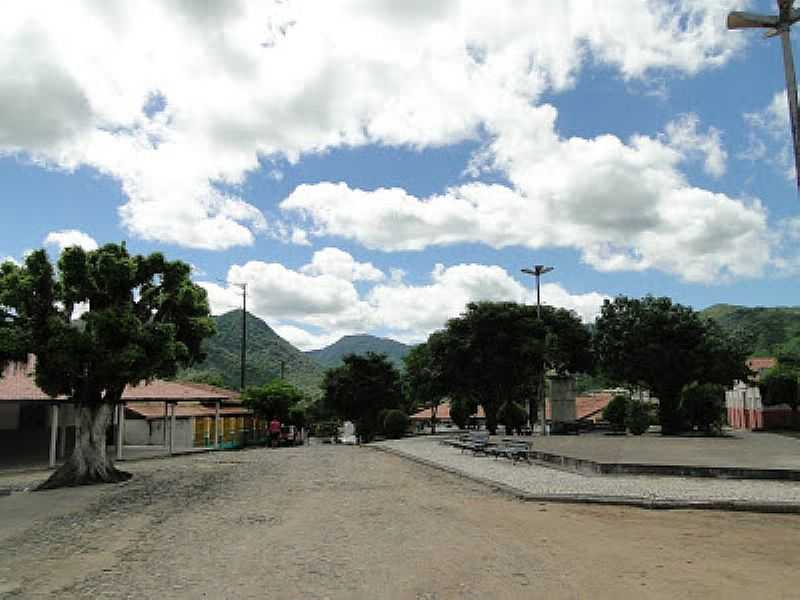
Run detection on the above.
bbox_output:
[701,304,800,357]
[181,310,326,398]
[307,335,413,370]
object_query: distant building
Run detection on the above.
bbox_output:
[409,402,485,431]
[725,357,795,430]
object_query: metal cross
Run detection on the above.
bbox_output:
[728,0,800,189]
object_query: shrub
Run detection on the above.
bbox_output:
[682,383,725,434]
[603,395,629,432]
[383,409,409,439]
[626,400,651,435]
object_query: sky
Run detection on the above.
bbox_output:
[1,0,800,350]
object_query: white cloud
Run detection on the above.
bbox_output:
[1,256,20,266]
[43,229,99,251]
[0,1,746,249]
[281,114,771,284]
[301,247,384,282]
[664,113,727,177]
[290,227,311,246]
[742,91,795,181]
[201,257,608,349]
[271,324,341,352]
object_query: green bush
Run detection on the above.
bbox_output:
[383,409,409,439]
[626,400,651,435]
[603,395,629,432]
[681,383,725,434]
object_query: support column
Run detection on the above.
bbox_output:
[214,401,220,449]
[49,404,59,468]
[163,401,168,447]
[116,403,125,460]
[169,403,176,455]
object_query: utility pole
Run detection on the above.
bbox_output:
[233,282,247,391]
[727,0,800,189]
[521,265,554,436]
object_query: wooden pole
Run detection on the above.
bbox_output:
[781,26,800,189]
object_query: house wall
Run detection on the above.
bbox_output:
[124,419,151,446]
[0,404,20,430]
[141,417,194,448]
[725,383,797,430]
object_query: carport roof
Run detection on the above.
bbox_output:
[0,360,234,403]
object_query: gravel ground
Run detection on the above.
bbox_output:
[378,437,800,504]
[1,445,799,599]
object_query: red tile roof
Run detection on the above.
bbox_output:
[126,402,250,419]
[575,393,612,422]
[0,360,234,403]
[747,357,776,372]
[410,402,485,421]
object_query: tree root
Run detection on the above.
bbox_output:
[36,458,132,491]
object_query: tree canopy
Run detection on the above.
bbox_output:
[0,244,214,488]
[322,352,403,442]
[0,261,29,372]
[242,379,306,423]
[594,295,750,434]
[425,301,591,434]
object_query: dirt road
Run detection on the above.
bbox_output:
[0,445,798,599]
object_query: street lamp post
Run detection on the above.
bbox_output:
[521,265,554,436]
[728,0,800,189]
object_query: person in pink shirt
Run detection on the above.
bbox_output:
[269,417,281,448]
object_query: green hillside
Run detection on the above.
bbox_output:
[306,334,412,370]
[701,304,800,357]
[181,310,325,398]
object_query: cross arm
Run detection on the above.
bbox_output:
[727,11,779,30]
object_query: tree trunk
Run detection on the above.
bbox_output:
[658,393,684,436]
[37,403,131,490]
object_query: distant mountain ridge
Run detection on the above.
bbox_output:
[307,334,413,370]
[182,310,325,398]
[701,304,800,357]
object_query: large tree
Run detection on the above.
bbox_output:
[0,244,214,489]
[429,301,592,434]
[0,262,29,372]
[322,352,403,442]
[594,295,749,434]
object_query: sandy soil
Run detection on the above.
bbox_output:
[0,445,798,599]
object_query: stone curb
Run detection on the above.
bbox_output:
[526,449,800,481]
[369,444,800,515]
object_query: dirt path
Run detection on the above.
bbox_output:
[0,445,798,599]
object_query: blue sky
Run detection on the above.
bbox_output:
[1,1,799,349]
